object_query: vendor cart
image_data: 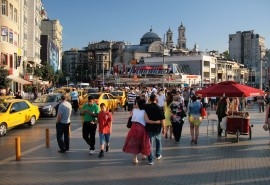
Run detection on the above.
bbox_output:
[225,113,252,142]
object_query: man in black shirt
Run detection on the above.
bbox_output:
[145,94,165,165]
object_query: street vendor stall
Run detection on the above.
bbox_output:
[224,111,251,142]
[196,81,263,142]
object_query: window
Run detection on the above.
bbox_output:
[1,0,6,15]
[14,8,17,22]
[9,3,13,20]
[11,102,20,113]
[19,101,29,111]
[1,53,7,65]
[1,26,8,42]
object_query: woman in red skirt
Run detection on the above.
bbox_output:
[123,98,160,164]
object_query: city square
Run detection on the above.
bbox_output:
[1,106,270,185]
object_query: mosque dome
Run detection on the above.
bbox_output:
[140,28,161,45]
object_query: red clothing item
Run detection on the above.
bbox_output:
[98,111,112,134]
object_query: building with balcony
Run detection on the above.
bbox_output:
[0,0,32,93]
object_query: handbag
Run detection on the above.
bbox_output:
[126,117,132,128]
[201,107,207,119]
[263,123,269,131]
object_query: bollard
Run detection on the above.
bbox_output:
[15,137,21,161]
[46,128,50,148]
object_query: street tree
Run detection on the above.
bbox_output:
[41,63,54,83]
[0,66,11,90]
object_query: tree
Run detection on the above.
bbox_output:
[41,63,54,83]
[222,51,231,60]
[53,70,63,86]
[33,67,43,79]
[0,66,11,89]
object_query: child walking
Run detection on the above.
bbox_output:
[97,103,112,158]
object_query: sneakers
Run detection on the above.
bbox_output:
[156,155,162,160]
[98,151,104,158]
[148,160,153,165]
[89,150,95,155]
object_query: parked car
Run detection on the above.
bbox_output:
[110,91,126,107]
[0,99,40,136]
[79,93,119,113]
[32,93,62,117]
[85,87,99,93]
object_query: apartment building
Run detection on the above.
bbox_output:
[229,30,267,88]
[41,18,63,70]
[0,0,31,92]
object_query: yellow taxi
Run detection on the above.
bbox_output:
[0,95,15,103]
[0,99,40,136]
[79,93,119,113]
[77,89,86,102]
[110,91,126,107]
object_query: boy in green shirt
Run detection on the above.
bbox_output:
[80,96,100,155]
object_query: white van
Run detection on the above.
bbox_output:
[77,82,89,89]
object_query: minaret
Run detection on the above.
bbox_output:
[166,27,174,50]
[177,22,186,49]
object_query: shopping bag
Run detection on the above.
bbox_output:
[201,107,207,119]
[220,117,227,130]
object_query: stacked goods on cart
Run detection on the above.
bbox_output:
[228,111,249,118]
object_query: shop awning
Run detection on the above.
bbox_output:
[7,75,32,85]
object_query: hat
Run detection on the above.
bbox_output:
[263,123,269,131]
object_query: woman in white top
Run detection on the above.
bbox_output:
[123,98,159,164]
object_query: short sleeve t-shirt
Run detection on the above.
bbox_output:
[81,103,100,122]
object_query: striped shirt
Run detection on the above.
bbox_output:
[127,91,137,104]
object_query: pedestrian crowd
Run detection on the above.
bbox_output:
[53,85,270,165]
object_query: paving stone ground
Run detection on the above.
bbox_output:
[1,105,270,185]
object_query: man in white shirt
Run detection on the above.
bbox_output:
[157,89,166,111]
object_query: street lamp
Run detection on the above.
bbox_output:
[85,70,88,82]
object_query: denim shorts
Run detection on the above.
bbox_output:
[99,133,110,145]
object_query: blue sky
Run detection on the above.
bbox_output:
[42,0,270,52]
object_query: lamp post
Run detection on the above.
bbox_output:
[85,70,88,82]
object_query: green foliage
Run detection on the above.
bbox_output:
[33,67,43,78]
[23,85,33,93]
[41,63,54,82]
[222,51,231,60]
[53,70,63,85]
[0,66,11,89]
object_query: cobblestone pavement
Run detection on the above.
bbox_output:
[1,105,270,185]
